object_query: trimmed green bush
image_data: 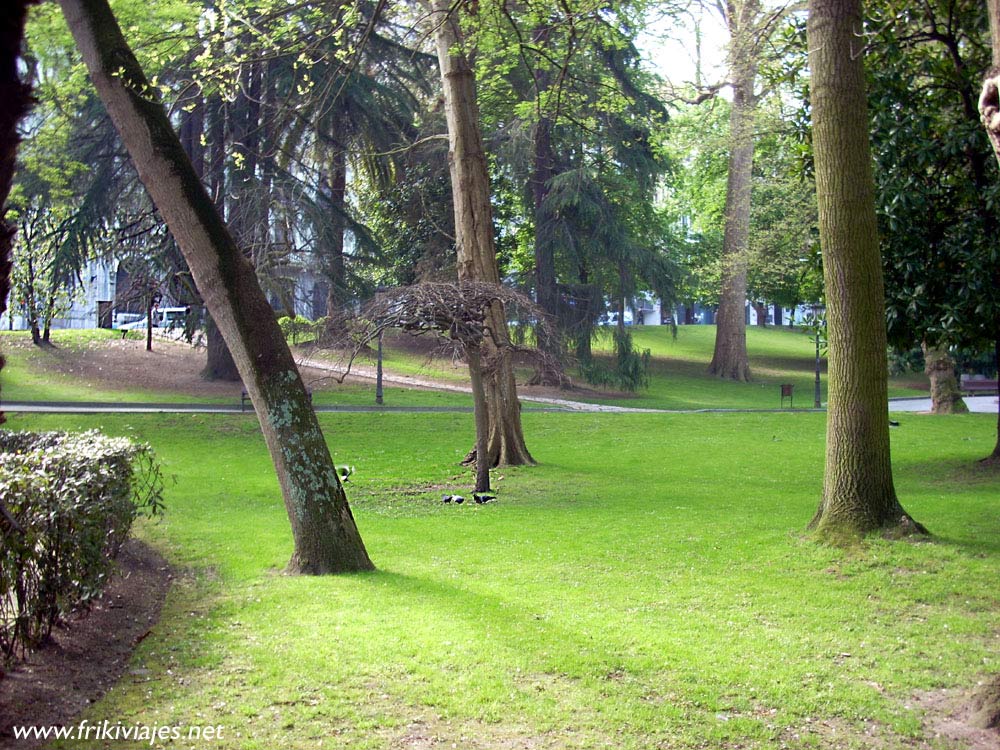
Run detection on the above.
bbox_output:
[0,430,163,662]
[277,315,326,345]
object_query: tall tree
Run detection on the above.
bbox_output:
[708,0,761,381]
[978,0,1000,462]
[0,0,40,425]
[427,0,534,467]
[806,0,924,536]
[59,0,374,574]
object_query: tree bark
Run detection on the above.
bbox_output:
[708,0,759,382]
[428,0,534,467]
[753,302,768,327]
[807,0,924,538]
[467,343,491,493]
[322,145,348,337]
[200,92,240,381]
[978,0,1000,463]
[60,0,373,574]
[529,22,562,380]
[922,341,968,414]
[202,316,242,380]
[0,0,38,424]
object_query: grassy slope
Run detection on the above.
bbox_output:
[2,325,930,411]
[7,409,997,750]
[0,330,474,409]
[582,325,928,408]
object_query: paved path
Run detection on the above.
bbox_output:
[7,397,994,415]
[889,396,998,413]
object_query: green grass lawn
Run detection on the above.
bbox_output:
[1,325,929,411]
[5,408,997,749]
[581,325,929,409]
[0,330,475,409]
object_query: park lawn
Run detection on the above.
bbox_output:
[2,325,929,411]
[580,325,929,409]
[5,409,997,749]
[0,330,475,409]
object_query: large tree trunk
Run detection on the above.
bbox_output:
[708,0,758,382]
[200,91,240,381]
[0,0,38,422]
[978,0,1000,463]
[60,0,373,574]
[428,0,534,467]
[988,336,1000,463]
[202,317,242,381]
[321,145,349,338]
[922,341,968,414]
[806,0,924,538]
[752,302,768,327]
[529,22,562,382]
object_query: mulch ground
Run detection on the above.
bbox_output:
[0,541,172,749]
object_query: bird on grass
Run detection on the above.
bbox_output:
[337,465,354,484]
[473,492,496,504]
[442,494,465,504]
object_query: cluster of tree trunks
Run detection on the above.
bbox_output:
[59,0,373,574]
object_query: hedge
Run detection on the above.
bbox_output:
[0,430,163,663]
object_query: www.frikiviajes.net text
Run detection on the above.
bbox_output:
[11,720,225,744]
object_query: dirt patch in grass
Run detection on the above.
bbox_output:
[910,686,1000,750]
[0,540,172,749]
[6,334,372,401]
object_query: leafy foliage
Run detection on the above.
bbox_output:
[581,328,651,391]
[866,0,1000,353]
[0,430,163,661]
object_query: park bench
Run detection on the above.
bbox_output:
[241,388,312,411]
[960,375,999,395]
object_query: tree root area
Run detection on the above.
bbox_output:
[0,540,172,749]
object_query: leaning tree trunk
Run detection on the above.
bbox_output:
[708,0,758,382]
[428,0,534,467]
[60,0,373,574]
[807,0,925,538]
[922,341,968,414]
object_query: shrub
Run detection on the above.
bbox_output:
[582,329,651,392]
[0,430,163,662]
[278,315,324,345]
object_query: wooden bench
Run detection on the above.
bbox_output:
[960,376,999,395]
[241,389,312,411]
